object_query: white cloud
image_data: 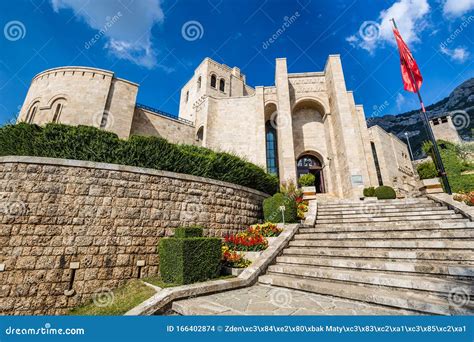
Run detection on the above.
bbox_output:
[396,93,406,110]
[440,46,470,62]
[443,0,474,17]
[346,0,430,54]
[50,0,164,69]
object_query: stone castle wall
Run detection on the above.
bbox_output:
[0,156,267,315]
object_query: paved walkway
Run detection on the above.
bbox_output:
[171,285,417,315]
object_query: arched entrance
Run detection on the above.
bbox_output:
[297,154,325,193]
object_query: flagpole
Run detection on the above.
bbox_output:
[391,19,452,195]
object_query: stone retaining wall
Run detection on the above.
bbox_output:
[0,156,267,315]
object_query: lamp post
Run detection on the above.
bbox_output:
[404,132,414,160]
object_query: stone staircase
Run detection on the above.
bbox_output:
[259,197,474,315]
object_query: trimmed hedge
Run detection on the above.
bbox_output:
[298,173,315,187]
[158,237,221,285]
[263,193,298,223]
[416,161,438,180]
[174,226,203,238]
[0,123,278,194]
[374,186,396,199]
[363,187,376,197]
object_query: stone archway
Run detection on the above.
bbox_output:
[296,153,325,193]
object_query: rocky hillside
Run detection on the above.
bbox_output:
[367,78,474,159]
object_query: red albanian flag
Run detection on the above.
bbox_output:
[393,28,423,93]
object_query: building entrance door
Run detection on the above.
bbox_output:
[296,155,325,193]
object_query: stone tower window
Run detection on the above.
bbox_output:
[185,90,189,103]
[26,102,39,123]
[196,126,204,142]
[219,78,225,92]
[52,103,63,123]
[210,74,217,88]
[197,76,201,89]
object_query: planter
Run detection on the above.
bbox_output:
[421,178,443,194]
[222,266,245,276]
[302,186,316,196]
[242,251,262,262]
[266,237,278,246]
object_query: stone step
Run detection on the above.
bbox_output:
[317,209,456,220]
[302,221,474,233]
[316,213,464,224]
[318,203,442,213]
[289,238,474,249]
[294,229,474,240]
[282,247,474,262]
[266,264,474,294]
[318,199,434,208]
[318,205,445,215]
[258,274,473,315]
[275,255,474,277]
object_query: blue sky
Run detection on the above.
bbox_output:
[0,0,473,125]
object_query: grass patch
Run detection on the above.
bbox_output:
[68,280,155,316]
[143,274,235,288]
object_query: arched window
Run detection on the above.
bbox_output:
[196,126,204,142]
[210,74,217,88]
[25,102,39,123]
[52,103,63,123]
[197,76,201,89]
[265,121,279,176]
[219,79,225,92]
[185,90,189,103]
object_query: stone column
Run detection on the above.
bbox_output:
[275,58,297,183]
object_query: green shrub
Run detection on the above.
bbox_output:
[416,161,438,179]
[422,140,474,192]
[298,173,315,187]
[374,186,396,199]
[158,237,221,285]
[174,226,203,238]
[0,123,278,194]
[363,187,376,197]
[263,193,298,223]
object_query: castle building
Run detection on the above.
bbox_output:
[429,115,462,144]
[18,55,415,198]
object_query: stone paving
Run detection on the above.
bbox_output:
[171,285,417,315]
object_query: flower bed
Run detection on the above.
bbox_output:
[247,222,283,237]
[453,191,474,206]
[221,246,251,268]
[224,232,268,251]
[296,197,309,220]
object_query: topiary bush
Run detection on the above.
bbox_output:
[158,237,221,285]
[263,193,298,223]
[363,187,376,197]
[298,173,315,187]
[416,161,438,180]
[374,186,396,199]
[174,226,204,238]
[0,123,279,194]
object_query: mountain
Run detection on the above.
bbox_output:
[366,78,474,159]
